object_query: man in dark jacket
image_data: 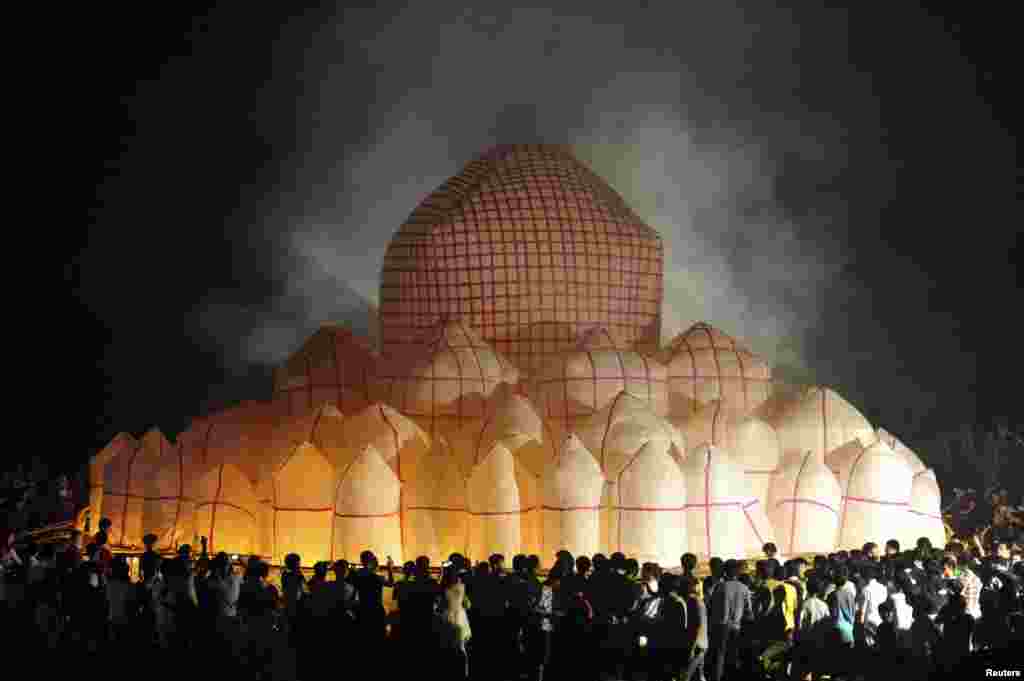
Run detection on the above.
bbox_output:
[708,559,753,681]
[468,560,508,681]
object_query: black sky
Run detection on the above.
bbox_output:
[38,2,1019,477]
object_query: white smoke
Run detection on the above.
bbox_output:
[204,2,858,382]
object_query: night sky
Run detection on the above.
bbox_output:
[43,3,1018,480]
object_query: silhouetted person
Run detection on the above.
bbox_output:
[707,559,753,681]
[348,551,394,658]
[937,593,974,674]
[107,556,138,646]
[237,560,278,681]
[281,552,307,645]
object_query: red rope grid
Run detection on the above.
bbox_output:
[378,146,662,376]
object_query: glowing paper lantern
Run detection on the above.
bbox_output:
[836,441,913,550]
[767,451,842,556]
[375,318,519,440]
[577,391,685,558]
[272,325,377,416]
[333,445,403,564]
[877,428,927,477]
[193,462,259,556]
[679,400,780,509]
[102,428,165,548]
[542,434,604,560]
[532,327,669,431]
[88,432,136,533]
[146,440,197,553]
[772,387,876,466]
[378,145,663,377]
[904,468,945,550]
[660,322,772,419]
[271,442,336,566]
[467,443,521,561]
[618,441,687,565]
[682,444,754,560]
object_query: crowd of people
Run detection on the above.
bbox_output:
[2,517,1023,681]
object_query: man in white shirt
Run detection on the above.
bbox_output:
[887,574,915,636]
[856,564,888,646]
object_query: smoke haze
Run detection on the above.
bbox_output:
[202,3,857,386]
[75,1,1016,450]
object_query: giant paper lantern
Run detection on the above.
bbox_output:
[254,476,275,561]
[877,428,927,477]
[618,441,687,565]
[904,469,945,550]
[273,325,377,416]
[178,409,251,480]
[836,441,913,550]
[258,402,350,483]
[532,327,669,431]
[193,462,260,555]
[344,402,431,556]
[451,387,556,558]
[542,434,604,560]
[682,444,761,560]
[451,385,552,473]
[404,435,470,562]
[771,387,876,466]
[270,442,336,566]
[660,322,772,419]
[577,391,683,480]
[378,144,664,377]
[466,443,521,561]
[825,440,865,478]
[375,318,519,440]
[333,444,403,563]
[678,400,781,509]
[577,391,685,555]
[102,428,167,548]
[767,451,842,555]
[742,496,778,557]
[400,435,449,563]
[88,432,136,534]
[754,380,808,428]
[146,440,199,552]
